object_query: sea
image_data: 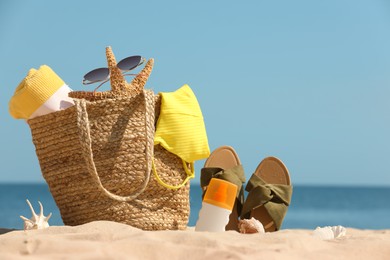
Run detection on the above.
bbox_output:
[1,183,389,230]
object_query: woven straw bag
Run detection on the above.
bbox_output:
[27,47,190,230]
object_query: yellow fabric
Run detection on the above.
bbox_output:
[9,65,65,119]
[154,84,210,189]
[154,84,210,163]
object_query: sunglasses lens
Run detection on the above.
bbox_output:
[84,68,109,83]
[117,56,142,71]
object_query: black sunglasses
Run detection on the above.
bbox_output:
[82,55,145,91]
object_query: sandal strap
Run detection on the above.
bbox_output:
[200,165,246,207]
[241,174,293,230]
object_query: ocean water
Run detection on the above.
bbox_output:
[1,183,389,230]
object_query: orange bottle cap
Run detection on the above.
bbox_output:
[203,178,238,211]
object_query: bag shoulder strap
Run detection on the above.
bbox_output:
[74,91,154,202]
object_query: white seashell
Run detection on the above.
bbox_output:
[313,225,347,240]
[238,218,265,234]
[330,225,347,238]
[20,199,52,230]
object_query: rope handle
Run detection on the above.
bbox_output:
[152,158,194,190]
[74,92,153,202]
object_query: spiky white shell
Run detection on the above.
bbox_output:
[20,199,52,230]
[313,225,346,240]
[238,218,265,234]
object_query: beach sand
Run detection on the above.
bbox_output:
[0,221,389,259]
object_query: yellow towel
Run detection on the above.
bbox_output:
[154,84,210,189]
[9,65,65,119]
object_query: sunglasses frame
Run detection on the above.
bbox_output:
[82,56,145,91]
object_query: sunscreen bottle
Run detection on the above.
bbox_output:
[195,178,237,232]
[9,65,74,120]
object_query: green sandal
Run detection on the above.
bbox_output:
[200,146,246,231]
[240,156,292,232]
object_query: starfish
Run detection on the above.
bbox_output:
[69,46,154,101]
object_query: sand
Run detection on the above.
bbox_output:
[0,221,389,259]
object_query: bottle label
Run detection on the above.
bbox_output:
[195,202,231,232]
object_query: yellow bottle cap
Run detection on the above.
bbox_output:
[203,178,238,211]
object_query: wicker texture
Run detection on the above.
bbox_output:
[27,47,190,230]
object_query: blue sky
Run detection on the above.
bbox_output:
[1,0,389,186]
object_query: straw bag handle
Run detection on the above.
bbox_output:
[74,93,152,202]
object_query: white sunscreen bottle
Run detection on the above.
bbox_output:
[195,178,238,232]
